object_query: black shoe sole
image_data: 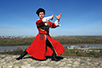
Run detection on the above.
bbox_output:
[51,58,59,61]
[16,57,22,60]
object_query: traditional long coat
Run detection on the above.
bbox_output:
[26,18,65,60]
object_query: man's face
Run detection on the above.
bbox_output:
[39,12,45,19]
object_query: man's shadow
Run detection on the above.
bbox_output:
[24,56,64,61]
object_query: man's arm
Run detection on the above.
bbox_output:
[36,15,53,27]
[54,14,62,27]
[54,20,61,27]
[42,15,53,22]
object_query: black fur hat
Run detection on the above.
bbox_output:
[36,8,45,16]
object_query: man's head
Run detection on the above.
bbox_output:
[36,8,45,19]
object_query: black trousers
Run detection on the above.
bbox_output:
[46,38,56,58]
[19,37,56,59]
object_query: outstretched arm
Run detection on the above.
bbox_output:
[36,15,53,27]
[42,15,53,22]
[48,14,62,28]
[54,14,62,27]
[54,19,61,27]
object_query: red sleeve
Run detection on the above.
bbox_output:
[48,21,56,28]
[36,19,44,27]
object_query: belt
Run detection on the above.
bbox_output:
[39,33,49,39]
[39,33,49,35]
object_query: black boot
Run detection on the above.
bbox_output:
[16,50,27,60]
[46,38,59,61]
[51,52,59,61]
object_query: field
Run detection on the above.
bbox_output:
[0,36,102,58]
[0,36,102,45]
[0,47,102,58]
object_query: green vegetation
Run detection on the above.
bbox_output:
[0,48,102,58]
[0,37,35,45]
[0,36,102,45]
[61,49,102,58]
[0,36,102,58]
[53,36,102,45]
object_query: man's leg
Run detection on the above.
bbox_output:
[16,50,27,60]
[46,38,59,61]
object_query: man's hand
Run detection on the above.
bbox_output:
[56,14,62,20]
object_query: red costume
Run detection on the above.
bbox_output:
[26,18,65,60]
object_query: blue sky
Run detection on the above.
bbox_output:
[0,0,102,36]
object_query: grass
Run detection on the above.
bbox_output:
[0,36,102,58]
[0,36,102,45]
[88,48,101,50]
[61,48,102,58]
[0,48,102,58]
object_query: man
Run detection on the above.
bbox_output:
[16,8,65,61]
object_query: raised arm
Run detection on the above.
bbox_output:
[54,14,62,27]
[48,19,60,28]
[54,19,61,27]
[36,15,53,27]
[48,14,62,28]
[36,14,61,28]
[42,15,53,22]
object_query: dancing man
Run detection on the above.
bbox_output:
[16,8,65,61]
